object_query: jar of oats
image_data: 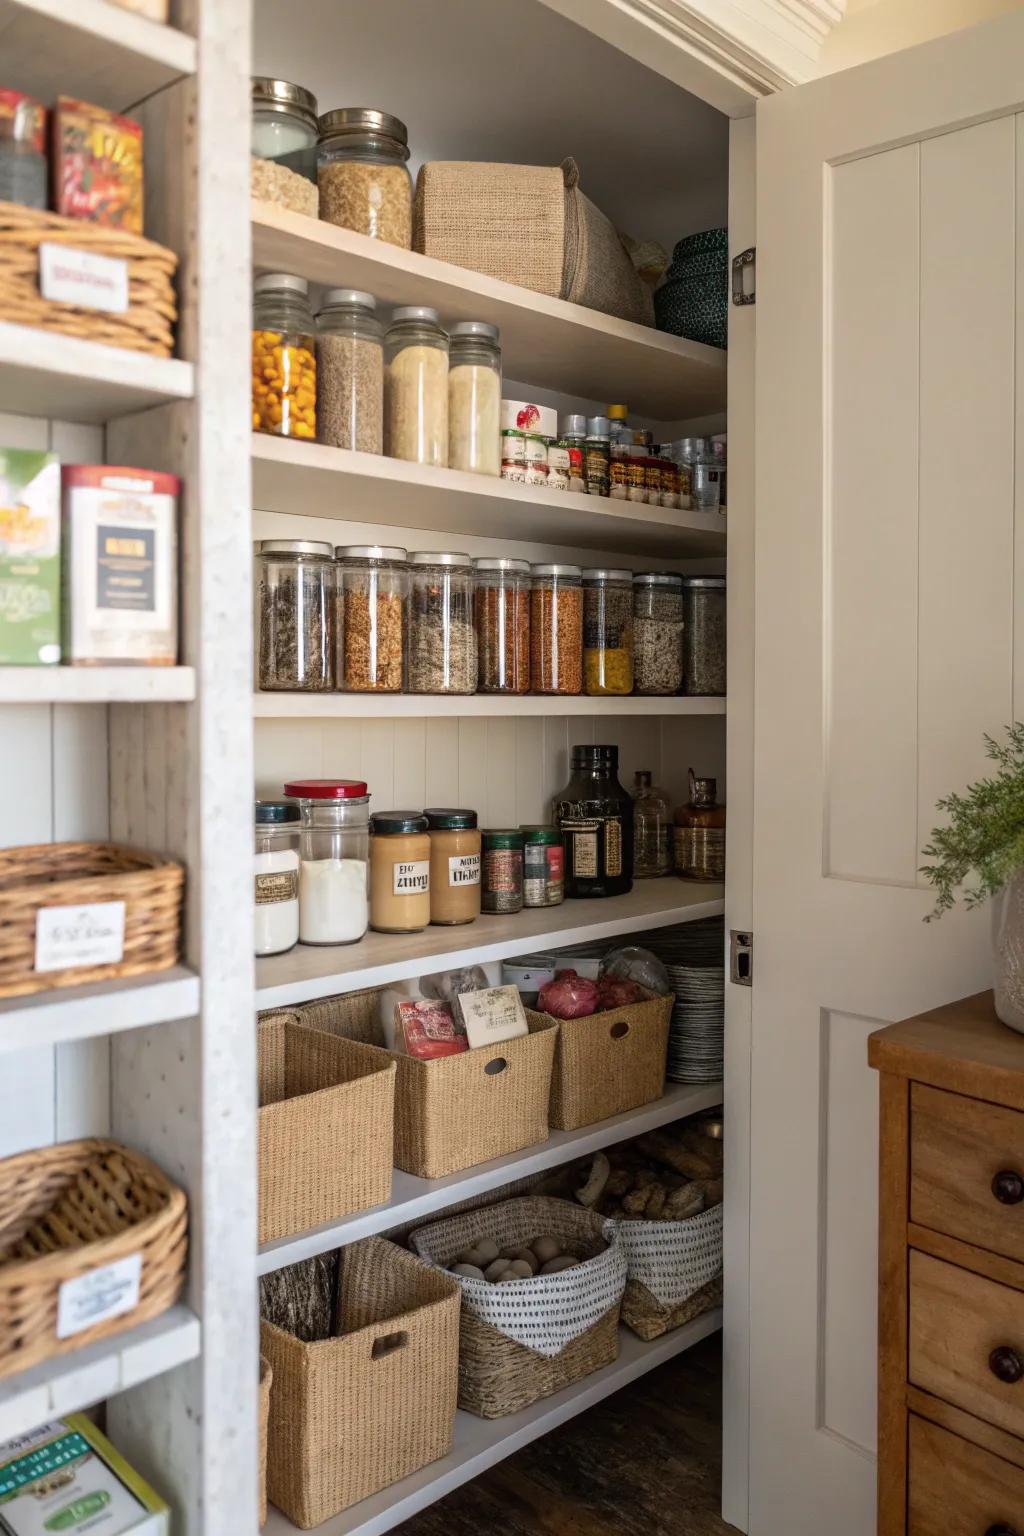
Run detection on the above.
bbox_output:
[336,545,408,692]
[316,289,383,455]
[385,306,449,467]
[317,108,412,248]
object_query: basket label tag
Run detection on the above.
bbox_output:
[57,1252,142,1339]
[39,243,130,314]
[35,900,126,972]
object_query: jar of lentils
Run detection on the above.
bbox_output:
[336,545,408,692]
[317,108,412,248]
[633,573,684,695]
[257,540,334,691]
[408,551,477,695]
[583,568,634,696]
[473,557,530,694]
[252,273,316,439]
[315,288,383,454]
[530,564,582,695]
[682,576,726,695]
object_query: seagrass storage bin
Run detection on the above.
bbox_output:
[261,1238,460,1528]
[0,842,184,999]
[258,1355,272,1527]
[0,1138,187,1379]
[532,991,673,1131]
[293,988,558,1180]
[0,203,179,357]
[614,1200,724,1341]
[257,1011,396,1244]
[411,1196,627,1419]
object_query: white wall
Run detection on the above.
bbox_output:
[819,0,1024,74]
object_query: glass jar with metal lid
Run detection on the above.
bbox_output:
[633,573,684,695]
[530,563,582,695]
[284,779,370,946]
[369,812,431,933]
[251,77,318,212]
[335,545,408,693]
[256,540,334,692]
[385,307,449,467]
[473,557,530,694]
[682,576,726,695]
[448,321,501,476]
[408,552,477,695]
[317,107,412,248]
[426,809,481,926]
[583,568,634,697]
[252,273,316,440]
[316,289,383,455]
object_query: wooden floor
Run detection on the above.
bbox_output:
[397,1334,738,1536]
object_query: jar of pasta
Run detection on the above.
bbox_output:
[448,321,501,476]
[317,108,412,248]
[335,545,408,692]
[530,564,582,696]
[385,307,449,467]
[583,568,634,696]
[252,273,316,439]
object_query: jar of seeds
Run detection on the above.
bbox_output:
[336,545,408,692]
[317,108,412,247]
[316,289,383,455]
[257,540,334,691]
[408,551,477,695]
[633,573,683,695]
[682,576,726,695]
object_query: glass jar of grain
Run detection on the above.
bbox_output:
[335,545,408,692]
[316,289,383,455]
[251,77,318,216]
[633,573,683,696]
[448,321,501,476]
[252,273,316,439]
[682,576,726,695]
[408,552,477,695]
[473,557,531,694]
[385,307,449,467]
[256,540,334,692]
[317,108,412,248]
[583,568,634,696]
[530,564,583,695]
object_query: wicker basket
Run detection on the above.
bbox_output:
[257,1012,396,1244]
[0,203,179,357]
[293,989,558,1180]
[533,991,673,1132]
[614,1200,724,1341]
[258,1355,272,1527]
[0,1138,187,1379]
[261,1238,460,1528]
[0,841,184,998]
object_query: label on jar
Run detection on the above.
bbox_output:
[256,869,299,905]
[501,460,527,483]
[524,435,548,465]
[567,445,585,487]
[501,430,526,463]
[524,842,565,905]
[525,461,548,486]
[547,467,569,491]
[584,446,608,495]
[448,852,481,887]
[393,859,429,895]
[605,817,623,876]
[561,819,600,878]
[610,459,629,494]
[547,443,570,473]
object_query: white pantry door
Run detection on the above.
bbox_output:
[749,12,1024,1533]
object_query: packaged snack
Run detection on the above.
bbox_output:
[53,97,143,232]
[0,449,61,666]
[0,1413,169,1535]
[394,998,468,1060]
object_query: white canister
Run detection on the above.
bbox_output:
[501,399,558,438]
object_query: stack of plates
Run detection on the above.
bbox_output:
[641,921,725,1085]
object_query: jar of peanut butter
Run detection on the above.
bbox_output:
[369,811,430,933]
[425,808,481,926]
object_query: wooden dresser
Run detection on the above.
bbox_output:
[870,993,1024,1536]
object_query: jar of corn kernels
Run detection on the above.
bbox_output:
[252,272,317,440]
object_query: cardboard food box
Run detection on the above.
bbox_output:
[0,449,61,666]
[53,97,144,233]
[0,1414,169,1535]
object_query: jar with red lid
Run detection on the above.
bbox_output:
[283,779,370,945]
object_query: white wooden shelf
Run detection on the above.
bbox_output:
[254,693,726,719]
[0,324,194,424]
[258,1080,723,1274]
[252,201,726,419]
[0,0,196,111]
[0,965,199,1055]
[0,1306,201,1442]
[251,436,727,559]
[255,878,723,1009]
[263,1307,723,1536]
[0,666,196,704]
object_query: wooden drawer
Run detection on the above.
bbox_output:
[911,1083,1024,1263]
[910,1251,1024,1439]
[909,1414,1024,1535]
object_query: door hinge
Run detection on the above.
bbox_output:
[732,246,755,305]
[730,929,753,986]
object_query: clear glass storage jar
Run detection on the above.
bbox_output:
[254,800,300,956]
[257,540,334,692]
[284,779,370,945]
[385,307,449,467]
[252,273,316,440]
[530,564,582,695]
[583,568,634,696]
[317,108,412,248]
[682,576,726,695]
[0,90,47,210]
[632,771,672,879]
[426,809,481,926]
[633,573,684,696]
[336,545,408,693]
[316,289,383,455]
[473,557,530,695]
[408,552,477,695]
[370,812,431,933]
[448,321,501,476]
[251,77,318,214]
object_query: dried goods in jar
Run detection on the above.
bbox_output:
[583,569,634,697]
[633,574,684,696]
[257,540,334,692]
[316,289,384,455]
[448,321,501,477]
[682,576,726,695]
[336,544,408,692]
[385,307,449,466]
[408,552,477,695]
[474,557,530,694]
[252,330,317,438]
[530,564,582,696]
[251,155,318,216]
[317,110,413,247]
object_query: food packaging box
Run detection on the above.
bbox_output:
[0,1413,169,1535]
[501,399,558,438]
[53,97,144,233]
[395,998,468,1059]
[456,984,529,1048]
[61,466,179,665]
[0,449,61,666]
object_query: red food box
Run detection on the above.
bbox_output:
[53,96,144,232]
[395,999,468,1061]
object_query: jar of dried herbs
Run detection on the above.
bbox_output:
[257,540,334,692]
[473,557,530,695]
[408,551,477,695]
[336,545,407,692]
[583,568,633,696]
[316,289,383,455]
[682,576,726,695]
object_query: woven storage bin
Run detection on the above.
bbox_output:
[0,203,178,357]
[261,1237,460,1528]
[0,1137,187,1379]
[411,1196,626,1418]
[293,988,558,1180]
[0,841,184,998]
[532,990,673,1132]
[258,1355,272,1527]
[257,1011,396,1244]
[615,1200,723,1341]
[654,227,728,349]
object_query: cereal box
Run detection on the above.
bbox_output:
[0,449,61,666]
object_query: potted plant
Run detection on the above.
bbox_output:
[921,723,1024,1031]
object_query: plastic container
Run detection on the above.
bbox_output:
[370,812,430,932]
[0,90,47,210]
[682,576,726,695]
[530,564,582,695]
[448,321,501,476]
[317,108,412,247]
[256,540,334,692]
[316,289,383,454]
[254,800,300,956]
[252,273,316,440]
[336,545,408,692]
[408,552,477,695]
[385,307,449,466]
[284,779,370,945]
[473,557,531,695]
[584,415,610,496]
[633,573,684,696]
[426,808,481,926]
[583,568,634,696]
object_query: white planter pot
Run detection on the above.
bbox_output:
[993,870,1024,1032]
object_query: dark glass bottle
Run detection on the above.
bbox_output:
[553,744,634,898]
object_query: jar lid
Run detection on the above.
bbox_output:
[473,557,530,574]
[252,77,318,129]
[425,808,478,830]
[371,811,429,835]
[531,562,582,578]
[449,320,500,342]
[586,416,610,437]
[283,779,369,799]
[390,305,442,326]
[571,743,619,767]
[254,272,309,297]
[519,824,559,844]
[634,571,683,587]
[607,404,628,421]
[318,107,408,147]
[319,288,376,310]
[259,539,333,557]
[682,576,726,588]
[255,799,300,824]
[483,828,524,848]
[561,414,587,436]
[582,568,633,582]
[410,550,471,567]
[336,544,407,561]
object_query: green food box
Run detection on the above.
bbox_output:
[0,449,61,665]
[0,1414,169,1535]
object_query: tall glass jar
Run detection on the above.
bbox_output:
[673,770,726,882]
[251,78,318,214]
[385,307,449,467]
[426,809,481,926]
[553,744,634,899]
[583,568,634,696]
[448,321,501,476]
[316,289,383,455]
[256,540,334,691]
[369,812,430,933]
[284,779,370,945]
[254,800,300,956]
[0,90,47,210]
[632,771,672,879]
[317,108,412,248]
[408,552,477,695]
[473,557,530,694]
[682,576,726,695]
[530,564,582,695]
[691,442,723,512]
[252,273,316,440]
[633,573,683,696]
[336,545,408,692]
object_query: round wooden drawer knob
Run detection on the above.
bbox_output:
[988,1346,1024,1384]
[991,1170,1024,1205]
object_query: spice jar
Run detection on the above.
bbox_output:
[255,800,300,957]
[561,415,587,492]
[682,576,726,695]
[553,744,634,899]
[521,826,564,908]
[673,770,726,882]
[583,569,634,696]
[473,557,530,695]
[408,551,477,695]
[316,289,383,455]
[482,830,524,915]
[336,545,407,692]
[584,415,610,496]
[284,779,370,945]
[634,573,683,696]
[0,90,47,210]
[530,563,582,695]
[385,307,449,467]
[251,77,318,215]
[691,443,723,512]
[252,273,316,439]
[317,107,412,248]
[257,540,334,691]
[370,812,430,933]
[448,322,501,477]
[632,771,672,879]
[426,808,481,926]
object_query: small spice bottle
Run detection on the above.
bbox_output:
[315,288,383,455]
[561,415,587,492]
[384,306,449,466]
[583,568,634,697]
[530,563,583,695]
[473,556,531,695]
[584,415,610,496]
[682,576,726,695]
[257,540,334,692]
[254,800,300,957]
[482,830,524,914]
[252,273,317,439]
[0,90,47,210]
[426,808,481,926]
[448,321,501,477]
[673,770,726,882]
[369,811,430,933]
[521,826,564,908]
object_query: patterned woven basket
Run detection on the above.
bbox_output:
[0,202,178,357]
[533,990,673,1132]
[0,1138,188,1379]
[0,841,184,998]
[258,1354,272,1527]
[615,1200,724,1340]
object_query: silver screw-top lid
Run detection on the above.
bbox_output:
[561,414,587,436]
[449,320,500,343]
[318,107,408,147]
[390,305,443,326]
[634,572,683,587]
[586,416,611,438]
[319,288,376,310]
[252,77,318,129]
[254,272,309,296]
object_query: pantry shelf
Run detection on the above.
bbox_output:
[254,693,726,719]
[262,1306,723,1536]
[0,965,199,1054]
[0,323,194,424]
[251,201,727,419]
[0,666,196,704]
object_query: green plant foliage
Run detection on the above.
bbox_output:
[921,723,1024,920]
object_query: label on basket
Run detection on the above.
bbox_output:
[56,1252,142,1339]
[39,243,130,314]
[34,900,126,972]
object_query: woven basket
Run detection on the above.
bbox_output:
[0,202,178,357]
[257,1012,396,1244]
[624,1272,723,1342]
[0,1138,187,1378]
[258,1355,272,1527]
[261,1238,460,1528]
[533,991,673,1132]
[614,1200,724,1341]
[293,989,558,1180]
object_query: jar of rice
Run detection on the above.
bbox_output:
[317,107,412,248]
[384,307,449,467]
